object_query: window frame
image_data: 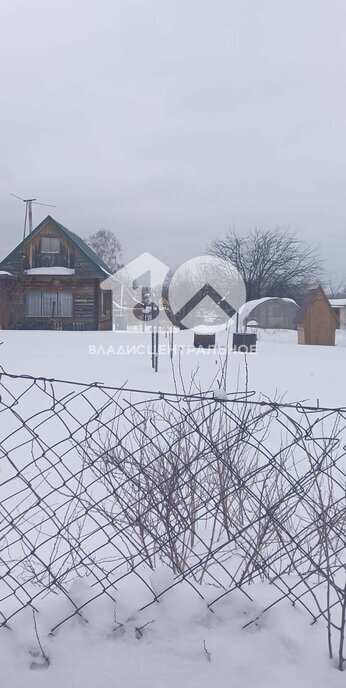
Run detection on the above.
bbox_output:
[26,290,73,318]
[40,236,61,254]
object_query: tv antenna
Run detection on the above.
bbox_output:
[10,194,56,238]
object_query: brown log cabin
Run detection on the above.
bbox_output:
[0,216,113,330]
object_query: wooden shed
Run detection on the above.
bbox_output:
[296,285,337,346]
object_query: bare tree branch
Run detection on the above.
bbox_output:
[209,227,323,302]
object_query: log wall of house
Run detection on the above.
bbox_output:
[0,284,10,329]
[7,277,108,330]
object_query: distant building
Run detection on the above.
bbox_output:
[0,216,112,330]
[329,299,346,329]
[238,297,299,330]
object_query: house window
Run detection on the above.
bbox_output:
[27,291,73,317]
[40,237,60,254]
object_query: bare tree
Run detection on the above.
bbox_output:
[324,274,346,299]
[209,227,323,302]
[85,229,123,273]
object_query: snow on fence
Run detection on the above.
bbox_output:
[0,370,346,667]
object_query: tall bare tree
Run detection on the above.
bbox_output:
[85,229,123,273]
[324,274,346,299]
[209,227,322,302]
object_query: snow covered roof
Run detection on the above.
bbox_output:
[329,299,346,308]
[0,270,13,277]
[0,216,112,277]
[24,267,75,276]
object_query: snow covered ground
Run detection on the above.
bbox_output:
[0,327,345,404]
[1,587,345,688]
[0,327,346,686]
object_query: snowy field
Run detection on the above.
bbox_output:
[0,327,346,687]
[0,326,346,404]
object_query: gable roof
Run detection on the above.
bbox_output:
[0,215,112,276]
[295,285,338,325]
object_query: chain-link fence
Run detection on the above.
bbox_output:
[0,369,345,667]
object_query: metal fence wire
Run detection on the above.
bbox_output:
[0,369,346,667]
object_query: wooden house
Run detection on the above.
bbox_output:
[296,285,337,346]
[0,216,113,330]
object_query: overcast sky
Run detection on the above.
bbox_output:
[1,0,345,280]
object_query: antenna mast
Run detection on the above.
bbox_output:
[27,199,35,233]
[10,194,56,239]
